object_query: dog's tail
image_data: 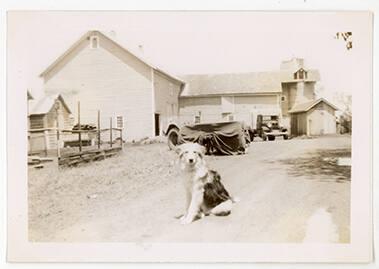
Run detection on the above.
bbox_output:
[210,197,240,216]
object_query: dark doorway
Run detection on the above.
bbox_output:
[154,113,160,136]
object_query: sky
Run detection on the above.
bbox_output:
[7,11,372,108]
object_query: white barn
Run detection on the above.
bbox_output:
[40,30,185,141]
[179,58,337,136]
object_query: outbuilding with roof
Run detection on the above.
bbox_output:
[288,98,338,136]
[28,94,73,154]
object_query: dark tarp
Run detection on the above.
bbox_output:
[178,121,247,155]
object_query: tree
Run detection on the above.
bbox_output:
[335,32,353,50]
[334,92,352,134]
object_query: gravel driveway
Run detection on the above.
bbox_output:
[28,135,351,243]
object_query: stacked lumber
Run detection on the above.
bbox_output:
[28,156,54,165]
[72,124,97,130]
[27,156,54,169]
[58,147,122,167]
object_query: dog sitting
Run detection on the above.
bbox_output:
[175,142,238,225]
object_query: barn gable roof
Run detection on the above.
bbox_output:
[29,94,72,115]
[39,30,185,85]
[180,68,320,97]
[180,71,284,97]
[288,98,339,113]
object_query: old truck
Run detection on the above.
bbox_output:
[249,114,289,141]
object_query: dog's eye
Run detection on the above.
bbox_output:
[196,152,203,158]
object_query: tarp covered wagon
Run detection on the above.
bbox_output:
[177,121,248,155]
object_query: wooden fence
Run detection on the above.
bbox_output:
[58,147,122,167]
[28,102,124,167]
[57,126,123,167]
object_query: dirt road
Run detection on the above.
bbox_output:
[29,135,351,243]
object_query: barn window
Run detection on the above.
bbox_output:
[222,112,234,122]
[90,36,99,49]
[116,116,124,129]
[298,70,304,79]
[194,111,201,124]
[294,69,308,80]
[194,115,201,124]
[221,96,234,113]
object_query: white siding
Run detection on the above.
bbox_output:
[307,103,336,135]
[179,95,279,128]
[179,97,222,124]
[154,71,182,135]
[234,95,279,128]
[221,96,235,113]
[43,34,153,141]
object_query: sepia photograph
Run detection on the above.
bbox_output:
[6,9,373,262]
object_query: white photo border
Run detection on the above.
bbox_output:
[3,5,375,264]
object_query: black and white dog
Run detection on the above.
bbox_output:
[175,142,239,225]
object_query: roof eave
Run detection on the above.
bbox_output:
[29,112,46,116]
[180,91,282,98]
[288,110,305,114]
[281,79,319,83]
[289,98,339,114]
[154,68,186,85]
[39,31,93,78]
[39,30,184,86]
[57,94,72,114]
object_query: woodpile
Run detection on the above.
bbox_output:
[72,124,97,130]
[28,156,54,165]
[28,156,55,169]
[58,147,122,167]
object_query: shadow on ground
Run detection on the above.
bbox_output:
[274,149,351,183]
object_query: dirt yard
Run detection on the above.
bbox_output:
[28,135,351,243]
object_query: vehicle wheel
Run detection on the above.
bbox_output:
[268,135,275,141]
[167,128,180,150]
[283,134,289,140]
[248,130,255,142]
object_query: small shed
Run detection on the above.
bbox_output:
[289,98,338,136]
[28,94,73,154]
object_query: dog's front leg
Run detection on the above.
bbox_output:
[180,188,203,225]
[180,190,192,221]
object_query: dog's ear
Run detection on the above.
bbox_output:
[175,144,183,155]
[196,144,206,156]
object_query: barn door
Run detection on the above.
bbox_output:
[154,113,160,136]
[309,111,325,136]
[291,114,298,136]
